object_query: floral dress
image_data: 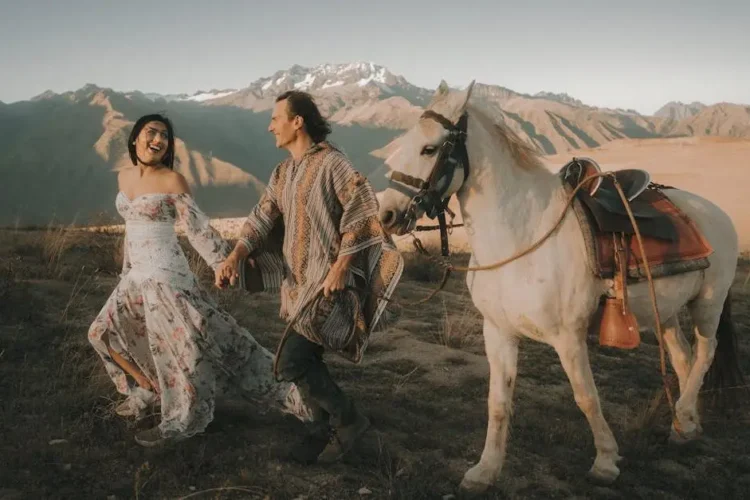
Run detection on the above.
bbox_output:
[87,191,311,440]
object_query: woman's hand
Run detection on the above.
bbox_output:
[215,253,242,289]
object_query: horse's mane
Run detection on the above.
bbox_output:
[466,104,544,171]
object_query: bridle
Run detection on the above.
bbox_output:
[386,109,470,257]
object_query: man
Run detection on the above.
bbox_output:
[215,90,403,464]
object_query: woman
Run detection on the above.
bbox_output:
[87,113,311,447]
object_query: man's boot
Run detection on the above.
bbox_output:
[287,400,332,465]
[296,362,370,464]
[316,403,370,464]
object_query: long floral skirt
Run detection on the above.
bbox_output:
[88,272,310,439]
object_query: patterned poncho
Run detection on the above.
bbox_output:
[238,141,404,362]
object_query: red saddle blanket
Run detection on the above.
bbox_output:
[567,184,714,282]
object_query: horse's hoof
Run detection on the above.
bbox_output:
[458,478,491,498]
[586,463,620,485]
[459,466,493,497]
[669,425,702,444]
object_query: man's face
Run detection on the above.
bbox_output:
[268,99,302,149]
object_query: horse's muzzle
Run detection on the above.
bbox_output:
[379,208,412,236]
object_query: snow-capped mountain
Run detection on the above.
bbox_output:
[252,62,419,96]
[136,92,190,102]
[200,61,432,129]
[132,89,239,103]
[182,89,238,102]
[206,61,432,113]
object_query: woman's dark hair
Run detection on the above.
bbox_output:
[276,90,332,143]
[127,113,176,168]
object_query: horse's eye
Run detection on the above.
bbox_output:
[421,145,438,156]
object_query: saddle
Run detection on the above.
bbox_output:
[559,157,713,349]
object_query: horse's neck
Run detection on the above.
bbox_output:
[457,121,562,260]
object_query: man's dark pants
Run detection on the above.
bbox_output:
[276,330,358,431]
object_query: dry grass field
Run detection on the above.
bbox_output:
[1,222,749,499]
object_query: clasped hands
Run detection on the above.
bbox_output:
[214,251,352,299]
[214,251,247,289]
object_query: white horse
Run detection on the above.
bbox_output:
[377,81,742,495]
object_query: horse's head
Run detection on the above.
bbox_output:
[378,80,475,235]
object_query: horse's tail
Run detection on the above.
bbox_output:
[701,290,747,411]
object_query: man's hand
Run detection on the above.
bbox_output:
[215,242,253,289]
[215,252,251,289]
[321,254,354,298]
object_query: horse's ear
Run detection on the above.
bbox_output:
[428,80,451,107]
[459,80,476,113]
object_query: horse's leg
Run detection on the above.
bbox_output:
[554,330,622,483]
[669,296,723,441]
[662,315,693,394]
[460,319,519,494]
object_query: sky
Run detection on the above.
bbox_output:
[1,0,748,115]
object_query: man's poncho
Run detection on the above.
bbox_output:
[237,141,404,362]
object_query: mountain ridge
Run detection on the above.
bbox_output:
[3,61,749,226]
